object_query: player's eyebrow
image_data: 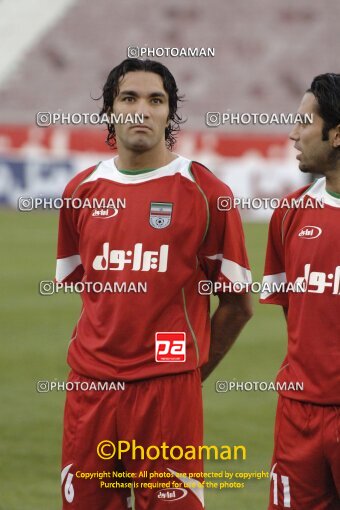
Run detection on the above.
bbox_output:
[119,90,139,97]
[148,92,167,98]
[119,90,167,99]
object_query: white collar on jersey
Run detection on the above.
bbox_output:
[306,177,340,208]
[81,154,194,185]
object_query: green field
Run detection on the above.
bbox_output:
[0,211,287,510]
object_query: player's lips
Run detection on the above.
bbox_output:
[130,125,152,132]
[294,145,302,159]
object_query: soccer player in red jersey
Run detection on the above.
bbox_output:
[261,73,340,509]
[56,59,252,510]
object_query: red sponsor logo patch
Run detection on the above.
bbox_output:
[155,332,186,362]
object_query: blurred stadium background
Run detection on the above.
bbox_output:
[1,1,339,509]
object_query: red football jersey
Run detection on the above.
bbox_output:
[56,155,251,381]
[260,177,340,404]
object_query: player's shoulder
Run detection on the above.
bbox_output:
[62,163,100,198]
[270,181,319,224]
[283,183,315,202]
[190,160,233,197]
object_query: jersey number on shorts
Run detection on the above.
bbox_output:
[271,465,291,508]
[61,464,75,503]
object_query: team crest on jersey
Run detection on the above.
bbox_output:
[149,202,173,229]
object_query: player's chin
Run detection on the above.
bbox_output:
[299,161,319,174]
[127,137,153,152]
[298,161,310,173]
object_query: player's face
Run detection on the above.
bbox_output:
[289,93,335,174]
[112,71,170,153]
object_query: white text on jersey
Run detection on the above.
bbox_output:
[294,263,340,294]
[93,243,169,272]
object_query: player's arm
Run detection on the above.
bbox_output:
[201,292,253,381]
[260,207,288,309]
[55,172,90,284]
[192,164,253,381]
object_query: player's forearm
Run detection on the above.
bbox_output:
[201,297,253,381]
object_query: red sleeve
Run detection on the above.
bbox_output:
[260,207,288,306]
[55,166,95,283]
[260,184,311,305]
[192,162,252,295]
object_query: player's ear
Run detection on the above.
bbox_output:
[332,124,340,148]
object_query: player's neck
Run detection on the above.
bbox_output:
[115,145,177,172]
[324,165,340,194]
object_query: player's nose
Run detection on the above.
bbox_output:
[136,99,151,119]
[289,123,299,141]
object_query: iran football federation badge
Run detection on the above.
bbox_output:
[149,202,173,229]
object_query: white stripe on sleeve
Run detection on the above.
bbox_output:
[206,254,252,285]
[56,255,82,282]
[260,272,286,300]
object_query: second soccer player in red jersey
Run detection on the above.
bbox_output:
[56,59,253,510]
[261,73,340,510]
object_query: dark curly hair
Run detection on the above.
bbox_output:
[307,73,340,141]
[97,58,185,150]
